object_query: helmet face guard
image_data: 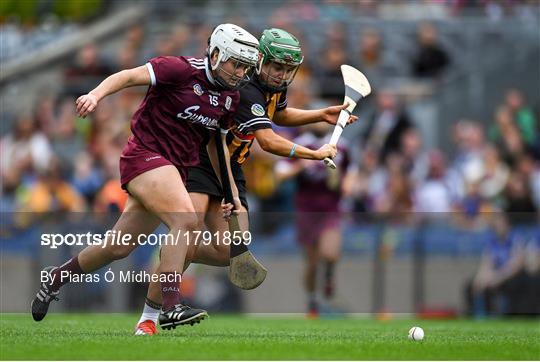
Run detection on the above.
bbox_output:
[207,24,261,90]
[257,28,303,93]
[211,48,259,90]
[258,59,301,93]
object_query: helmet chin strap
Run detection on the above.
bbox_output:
[204,57,217,85]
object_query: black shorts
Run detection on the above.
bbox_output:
[186,153,249,210]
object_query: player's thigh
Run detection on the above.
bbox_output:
[116,195,162,237]
[188,192,210,226]
[206,196,249,244]
[126,165,197,229]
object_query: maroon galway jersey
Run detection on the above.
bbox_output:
[291,132,350,212]
[129,56,239,168]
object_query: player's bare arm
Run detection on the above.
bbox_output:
[254,128,336,160]
[273,104,358,127]
[254,128,297,156]
[75,65,151,117]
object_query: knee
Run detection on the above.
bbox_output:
[183,214,200,231]
[168,213,199,232]
[322,253,339,264]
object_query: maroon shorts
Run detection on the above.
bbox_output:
[296,211,341,246]
[119,138,187,190]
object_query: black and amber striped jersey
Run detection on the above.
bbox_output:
[188,76,287,201]
[193,75,287,189]
[226,76,287,166]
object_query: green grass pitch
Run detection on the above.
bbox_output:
[1,314,539,360]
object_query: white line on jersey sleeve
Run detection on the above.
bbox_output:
[237,117,271,132]
[146,63,156,86]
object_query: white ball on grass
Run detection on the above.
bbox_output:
[408,326,424,341]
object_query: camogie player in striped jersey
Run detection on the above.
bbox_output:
[134,28,356,335]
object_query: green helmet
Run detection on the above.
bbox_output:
[257,28,303,92]
[259,28,303,66]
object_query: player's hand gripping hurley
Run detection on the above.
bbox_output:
[324,65,372,169]
[214,132,268,290]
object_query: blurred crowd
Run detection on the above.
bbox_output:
[1,3,539,226]
[339,87,540,220]
[2,0,540,63]
[1,41,134,214]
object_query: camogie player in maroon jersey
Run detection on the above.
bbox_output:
[133,28,349,335]
[275,122,352,317]
[30,24,279,330]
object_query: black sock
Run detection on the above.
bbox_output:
[325,261,335,284]
[145,297,162,310]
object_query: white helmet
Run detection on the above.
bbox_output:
[208,24,260,89]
